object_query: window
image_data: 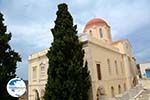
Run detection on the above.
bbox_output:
[115,60,118,74]
[32,67,37,80]
[89,30,92,36]
[40,63,46,78]
[111,86,115,97]
[99,28,103,38]
[118,85,121,94]
[33,89,39,100]
[145,69,150,78]
[96,87,105,100]
[96,64,102,80]
[107,59,111,74]
[41,66,45,71]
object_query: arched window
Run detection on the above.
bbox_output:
[89,30,92,36]
[99,28,103,38]
[33,89,40,100]
[111,86,115,97]
[118,85,121,94]
[96,87,105,100]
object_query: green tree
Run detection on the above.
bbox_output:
[0,12,21,100]
[44,3,91,100]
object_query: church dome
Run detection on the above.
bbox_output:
[83,18,109,32]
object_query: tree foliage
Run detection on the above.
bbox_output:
[0,12,21,99]
[44,3,91,100]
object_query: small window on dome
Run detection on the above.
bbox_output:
[89,30,92,36]
[99,28,103,38]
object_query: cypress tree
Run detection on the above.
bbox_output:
[44,3,91,100]
[0,12,21,99]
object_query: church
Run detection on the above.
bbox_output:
[28,18,138,100]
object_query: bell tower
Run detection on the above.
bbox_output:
[83,18,112,44]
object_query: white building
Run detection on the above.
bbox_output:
[28,18,138,100]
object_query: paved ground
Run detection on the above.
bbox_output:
[136,89,150,100]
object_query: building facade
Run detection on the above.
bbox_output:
[138,62,150,79]
[28,18,138,100]
[137,62,150,89]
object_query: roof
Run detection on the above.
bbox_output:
[112,39,129,44]
[111,39,132,48]
[83,18,109,32]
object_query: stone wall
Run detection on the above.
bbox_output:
[100,84,143,100]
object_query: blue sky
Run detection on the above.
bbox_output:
[0,0,150,80]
